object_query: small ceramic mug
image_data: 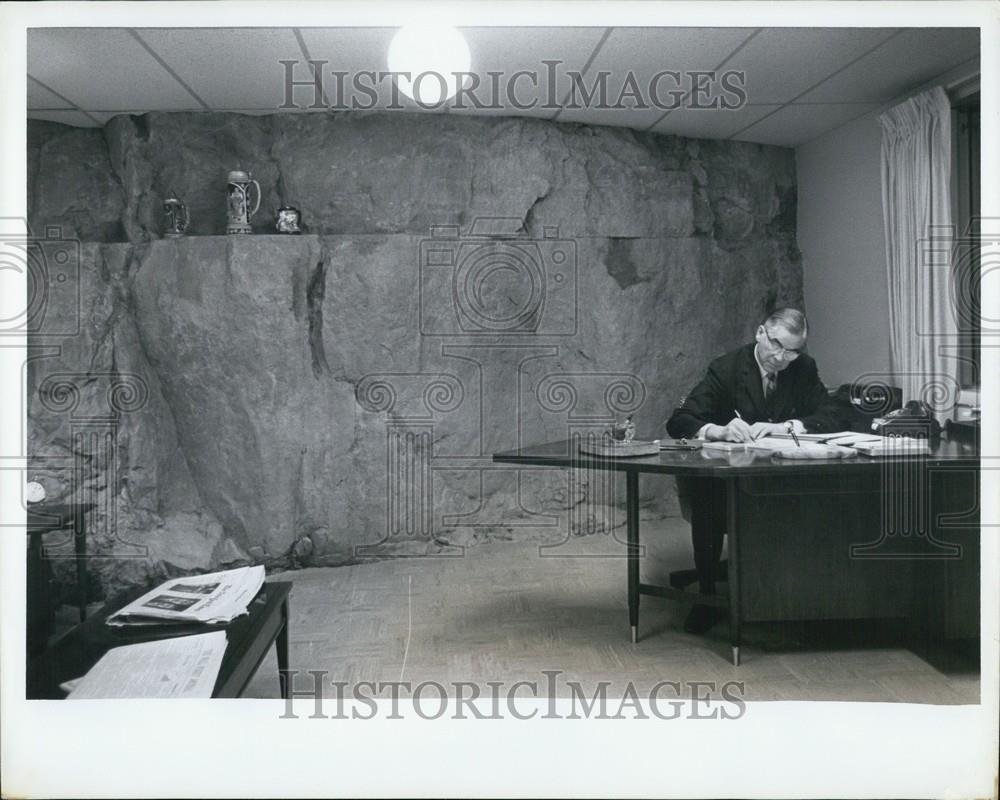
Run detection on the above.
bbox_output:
[276,206,302,234]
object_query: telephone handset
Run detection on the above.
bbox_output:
[871,400,941,438]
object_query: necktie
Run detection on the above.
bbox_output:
[764,373,776,400]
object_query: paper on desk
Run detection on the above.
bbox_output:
[747,436,803,453]
[67,631,227,699]
[853,438,930,456]
[106,565,264,626]
[750,438,858,458]
[823,432,883,446]
[766,431,839,442]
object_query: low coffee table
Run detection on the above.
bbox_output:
[27,581,292,699]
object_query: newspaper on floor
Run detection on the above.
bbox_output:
[105,565,265,627]
[67,631,227,699]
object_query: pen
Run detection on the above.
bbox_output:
[733,409,755,442]
[788,423,802,447]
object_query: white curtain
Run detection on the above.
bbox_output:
[879,86,958,421]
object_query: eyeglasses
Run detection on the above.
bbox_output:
[762,330,803,360]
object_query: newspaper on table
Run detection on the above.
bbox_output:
[105,565,265,627]
[67,631,227,699]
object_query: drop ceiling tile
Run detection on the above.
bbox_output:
[27,76,74,109]
[135,28,303,111]
[557,27,755,128]
[729,27,898,104]
[732,103,880,147]
[28,28,202,111]
[798,27,980,104]
[27,110,100,127]
[653,103,781,140]
[296,27,399,110]
[456,27,610,119]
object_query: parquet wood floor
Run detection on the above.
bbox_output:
[243,515,979,704]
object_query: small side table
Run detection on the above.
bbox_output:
[27,503,95,624]
[26,581,293,699]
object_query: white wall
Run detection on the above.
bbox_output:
[796,109,891,389]
[796,60,979,391]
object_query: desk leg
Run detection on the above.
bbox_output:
[726,478,741,666]
[627,470,639,644]
[73,511,87,622]
[274,597,289,700]
[276,599,290,700]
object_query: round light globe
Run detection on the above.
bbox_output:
[388,25,471,106]
[25,481,46,504]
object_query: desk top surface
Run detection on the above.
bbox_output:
[27,580,292,699]
[26,503,96,529]
[493,437,979,477]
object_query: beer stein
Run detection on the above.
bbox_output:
[226,170,261,234]
[276,205,302,234]
[163,196,189,237]
[609,415,636,443]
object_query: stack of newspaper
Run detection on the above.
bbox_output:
[67,631,227,699]
[105,565,265,627]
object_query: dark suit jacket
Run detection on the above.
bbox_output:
[666,343,848,439]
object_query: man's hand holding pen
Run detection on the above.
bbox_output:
[702,411,802,443]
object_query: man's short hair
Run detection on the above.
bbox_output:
[763,308,808,337]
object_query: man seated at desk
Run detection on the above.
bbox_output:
[665,308,848,634]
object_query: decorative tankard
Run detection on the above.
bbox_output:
[276,205,302,234]
[163,196,189,237]
[226,170,261,234]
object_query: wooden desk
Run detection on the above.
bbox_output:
[493,437,979,665]
[27,581,292,699]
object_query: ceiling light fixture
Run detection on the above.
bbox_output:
[387,25,471,106]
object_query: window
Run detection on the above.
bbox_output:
[952,94,980,389]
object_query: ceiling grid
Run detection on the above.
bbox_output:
[25,26,980,147]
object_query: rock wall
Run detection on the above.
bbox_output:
[26,111,802,597]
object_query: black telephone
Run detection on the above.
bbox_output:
[871,400,941,439]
